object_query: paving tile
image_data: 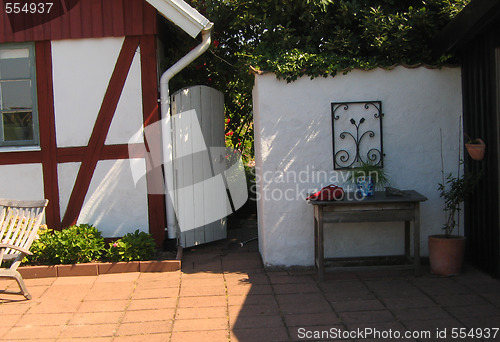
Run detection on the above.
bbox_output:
[132,286,179,299]
[179,271,223,280]
[276,293,333,315]
[231,314,285,329]
[77,299,130,313]
[231,326,289,342]
[364,280,422,298]
[178,295,226,308]
[170,330,229,342]
[24,277,57,286]
[459,315,500,330]
[432,293,489,307]
[134,277,180,290]
[0,301,33,315]
[402,317,464,332]
[181,276,225,287]
[381,295,436,310]
[172,318,228,332]
[175,306,227,319]
[113,333,171,342]
[445,304,500,319]
[228,294,277,306]
[115,321,172,336]
[58,323,118,338]
[482,292,500,306]
[411,277,470,296]
[267,273,316,284]
[26,300,82,314]
[226,284,273,296]
[331,299,386,312]
[40,284,93,300]
[52,275,97,285]
[94,272,140,283]
[0,314,22,327]
[2,325,64,340]
[15,313,72,326]
[284,312,341,327]
[224,273,270,285]
[340,310,396,326]
[228,303,280,318]
[126,297,178,310]
[180,285,226,297]
[121,308,176,323]
[68,311,124,325]
[272,282,320,294]
[319,279,368,293]
[324,290,377,302]
[138,271,182,282]
[392,306,453,321]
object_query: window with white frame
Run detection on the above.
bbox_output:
[0,43,39,147]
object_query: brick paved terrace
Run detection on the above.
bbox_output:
[1,230,499,342]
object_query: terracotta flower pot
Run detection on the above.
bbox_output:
[465,138,485,161]
[428,235,466,276]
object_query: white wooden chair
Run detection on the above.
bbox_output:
[0,199,48,300]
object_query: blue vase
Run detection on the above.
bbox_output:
[356,176,374,196]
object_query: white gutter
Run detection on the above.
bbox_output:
[161,23,213,239]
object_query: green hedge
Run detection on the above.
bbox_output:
[26,225,157,265]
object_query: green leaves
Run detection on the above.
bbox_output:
[106,230,156,262]
[26,224,104,265]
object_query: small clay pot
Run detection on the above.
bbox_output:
[465,138,485,161]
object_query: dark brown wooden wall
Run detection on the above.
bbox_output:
[0,0,157,43]
[461,20,500,278]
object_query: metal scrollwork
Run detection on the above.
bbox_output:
[331,101,384,169]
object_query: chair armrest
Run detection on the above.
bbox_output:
[0,243,33,256]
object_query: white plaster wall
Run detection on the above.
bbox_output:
[0,164,44,200]
[253,66,462,267]
[78,159,149,237]
[51,37,148,236]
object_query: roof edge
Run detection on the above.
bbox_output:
[432,0,500,55]
[145,0,211,38]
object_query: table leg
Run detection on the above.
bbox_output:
[404,221,410,262]
[314,206,319,273]
[317,206,324,281]
[414,204,421,276]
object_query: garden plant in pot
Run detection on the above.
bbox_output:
[348,161,390,196]
[429,168,481,276]
[464,135,486,161]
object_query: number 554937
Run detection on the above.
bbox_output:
[5,2,54,14]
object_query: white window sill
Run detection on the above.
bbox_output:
[0,146,41,153]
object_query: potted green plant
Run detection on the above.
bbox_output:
[348,161,390,196]
[464,135,486,161]
[429,169,481,275]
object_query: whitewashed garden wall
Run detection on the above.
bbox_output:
[252,66,462,267]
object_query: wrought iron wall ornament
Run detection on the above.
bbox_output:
[331,101,384,169]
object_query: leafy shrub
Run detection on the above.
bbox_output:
[106,230,156,262]
[27,224,105,264]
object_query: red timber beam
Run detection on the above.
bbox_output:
[36,40,62,230]
[61,36,139,228]
[139,35,166,247]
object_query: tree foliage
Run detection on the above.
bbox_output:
[161,0,469,162]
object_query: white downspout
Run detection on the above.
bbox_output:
[161,23,213,240]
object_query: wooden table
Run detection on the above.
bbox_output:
[310,190,427,281]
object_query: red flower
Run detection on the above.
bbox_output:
[213,40,220,47]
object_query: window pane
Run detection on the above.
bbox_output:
[0,57,31,79]
[0,80,32,110]
[2,112,33,141]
